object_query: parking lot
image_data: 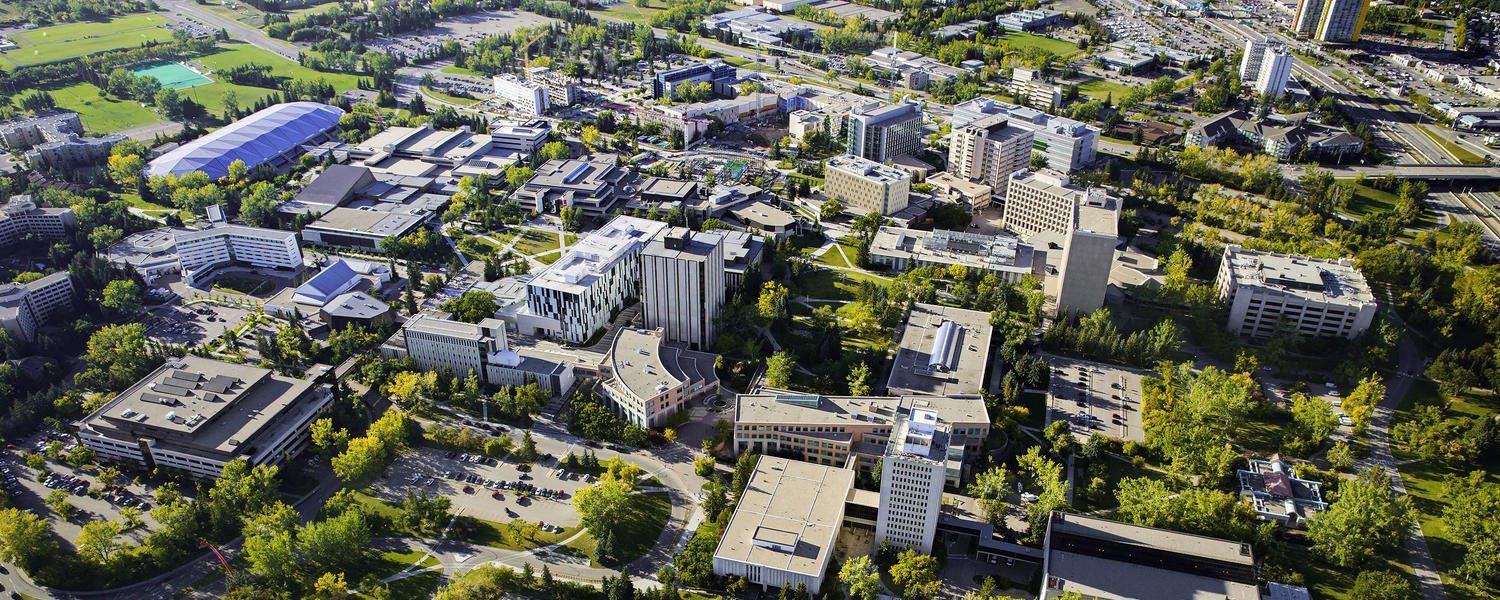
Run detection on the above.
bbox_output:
[4,433,161,548]
[144,300,255,347]
[373,446,590,532]
[1042,352,1150,443]
[362,10,557,60]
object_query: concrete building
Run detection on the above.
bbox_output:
[75,356,334,480]
[1294,0,1369,42]
[173,225,304,287]
[887,303,993,397]
[1003,169,1098,237]
[720,230,765,293]
[0,112,127,169]
[1215,245,1377,339]
[729,202,797,240]
[349,121,547,167]
[1238,456,1327,528]
[524,216,670,343]
[876,407,950,553]
[711,456,853,594]
[515,159,636,217]
[949,115,1034,195]
[642,228,725,350]
[845,102,923,163]
[318,291,394,331]
[525,66,581,108]
[733,392,989,481]
[398,313,575,395]
[653,61,738,99]
[869,226,1037,283]
[824,154,911,216]
[103,227,195,282]
[1010,68,1062,112]
[145,102,343,180]
[0,195,75,247]
[995,8,1063,31]
[1038,513,1259,600]
[1056,194,1120,316]
[594,327,719,427]
[701,7,815,45]
[951,98,1097,172]
[0,271,73,343]
[1242,39,1293,98]
[493,74,549,116]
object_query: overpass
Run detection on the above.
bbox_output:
[1286,164,1500,181]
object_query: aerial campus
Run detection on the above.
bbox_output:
[0,0,1498,600]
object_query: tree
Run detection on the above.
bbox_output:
[332,435,388,483]
[1349,571,1417,600]
[847,361,872,395]
[516,431,539,463]
[101,279,143,317]
[313,572,350,599]
[839,555,881,600]
[1327,442,1356,471]
[889,549,939,593]
[108,153,146,187]
[440,291,499,323]
[757,281,789,322]
[1290,393,1338,451]
[820,199,844,220]
[572,478,632,539]
[1017,446,1069,543]
[1308,467,1412,567]
[0,507,52,571]
[298,509,372,574]
[967,465,1012,528]
[75,520,124,565]
[766,352,795,388]
[1030,152,1049,170]
[398,490,452,537]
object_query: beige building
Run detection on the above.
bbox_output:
[1010,68,1062,112]
[824,154,911,216]
[1215,245,1377,339]
[869,226,1037,283]
[1056,195,1120,316]
[950,115,1034,196]
[1003,169,1110,237]
[710,456,852,594]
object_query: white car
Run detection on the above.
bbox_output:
[1021,493,1039,503]
[1339,415,1353,427]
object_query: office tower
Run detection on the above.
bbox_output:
[876,407,950,553]
[641,227,726,350]
[492,74,549,115]
[949,115,1034,194]
[1294,0,1369,42]
[845,101,923,162]
[1056,192,1120,316]
[951,98,1098,172]
[1242,39,1292,97]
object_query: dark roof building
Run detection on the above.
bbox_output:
[319,291,394,330]
[1039,512,1259,600]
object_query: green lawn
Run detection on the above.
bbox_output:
[45,81,166,134]
[197,2,271,28]
[422,86,483,107]
[440,65,485,77]
[998,32,1081,58]
[534,250,562,265]
[589,1,665,27]
[187,42,367,116]
[813,240,852,268]
[1077,77,1133,102]
[3,13,175,68]
[513,229,561,255]
[1417,124,1485,165]
[559,491,670,567]
[456,515,578,551]
[378,570,442,600]
[1341,179,1440,227]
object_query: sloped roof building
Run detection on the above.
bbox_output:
[145,102,344,180]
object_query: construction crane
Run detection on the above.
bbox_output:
[521,30,547,64]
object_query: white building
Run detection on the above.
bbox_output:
[951,98,1098,172]
[0,195,75,246]
[493,74,549,116]
[711,456,853,594]
[0,271,74,343]
[1215,245,1377,339]
[173,225,303,287]
[876,407,950,553]
[824,154,912,216]
[592,327,719,427]
[523,216,669,343]
[75,356,334,480]
[1242,39,1293,98]
[869,226,1037,283]
[1010,67,1062,112]
[642,228,725,351]
[949,115,1034,195]
[397,314,576,395]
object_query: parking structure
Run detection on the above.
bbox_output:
[1042,352,1150,443]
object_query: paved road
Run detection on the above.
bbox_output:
[162,0,300,60]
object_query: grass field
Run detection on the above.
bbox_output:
[3,14,175,68]
[422,86,483,107]
[1417,124,1486,165]
[513,229,560,255]
[440,64,485,77]
[998,32,1081,57]
[798,267,889,301]
[813,237,857,268]
[588,1,664,27]
[1341,179,1441,227]
[46,81,166,134]
[187,42,367,115]
[1078,77,1134,101]
[381,570,442,600]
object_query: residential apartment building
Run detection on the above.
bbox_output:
[869,226,1037,283]
[653,61,738,99]
[949,115,1034,195]
[1242,39,1293,98]
[525,66,580,107]
[523,216,669,343]
[515,159,636,217]
[1215,245,1377,339]
[1294,0,1370,42]
[824,154,911,215]
[0,194,75,247]
[75,356,335,480]
[0,111,126,169]
[396,313,575,395]
[951,98,1098,172]
[642,228,725,350]
[493,74,549,116]
[732,393,990,480]
[0,271,74,342]
[594,327,718,427]
[845,101,923,163]
[173,225,304,287]
[877,407,950,553]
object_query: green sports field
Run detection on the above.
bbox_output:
[2,14,175,68]
[184,42,367,115]
[47,81,166,134]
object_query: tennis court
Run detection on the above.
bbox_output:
[130,61,213,89]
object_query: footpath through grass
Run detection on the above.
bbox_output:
[559,491,670,567]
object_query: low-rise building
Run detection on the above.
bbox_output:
[515,159,636,217]
[525,66,581,108]
[701,7,815,45]
[0,271,73,343]
[1215,245,1377,339]
[1186,109,1314,160]
[75,356,335,480]
[1237,456,1327,528]
[653,61,738,99]
[318,290,395,331]
[927,172,994,209]
[886,303,993,397]
[594,327,719,427]
[1010,68,1063,112]
[824,154,911,216]
[0,112,127,169]
[995,8,1063,31]
[729,202,798,240]
[869,226,1037,283]
[104,227,196,283]
[710,456,852,594]
[720,230,765,292]
[396,313,576,395]
[1038,512,1259,600]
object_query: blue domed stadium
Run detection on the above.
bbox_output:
[145,102,345,180]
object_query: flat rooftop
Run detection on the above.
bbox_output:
[712,456,854,577]
[826,154,910,184]
[1043,513,1258,600]
[1223,246,1375,306]
[643,228,721,263]
[886,303,993,396]
[870,226,1034,275]
[735,393,989,432]
[730,202,795,229]
[604,327,718,400]
[531,216,670,296]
